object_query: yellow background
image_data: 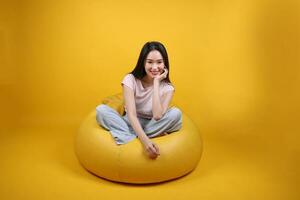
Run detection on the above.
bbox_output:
[1,0,299,199]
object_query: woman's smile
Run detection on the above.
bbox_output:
[151,71,159,75]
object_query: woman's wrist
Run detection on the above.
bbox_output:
[153,79,160,86]
[138,134,149,144]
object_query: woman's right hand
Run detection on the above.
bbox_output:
[154,67,168,82]
[142,138,160,159]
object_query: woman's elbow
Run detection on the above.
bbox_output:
[153,114,162,121]
[153,108,167,120]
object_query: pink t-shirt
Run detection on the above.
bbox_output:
[121,73,175,119]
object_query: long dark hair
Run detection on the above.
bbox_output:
[130,41,171,84]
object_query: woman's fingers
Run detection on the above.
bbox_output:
[163,68,168,78]
[147,149,157,159]
[143,140,160,159]
[147,145,157,155]
[146,143,159,156]
[148,153,157,159]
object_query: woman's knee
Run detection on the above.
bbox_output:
[166,107,182,122]
[96,104,111,116]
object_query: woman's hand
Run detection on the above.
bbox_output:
[141,138,160,159]
[154,67,168,82]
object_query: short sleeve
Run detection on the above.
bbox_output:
[163,82,175,94]
[121,74,135,91]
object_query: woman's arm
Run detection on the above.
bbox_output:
[152,79,174,120]
[123,85,148,142]
[122,85,160,158]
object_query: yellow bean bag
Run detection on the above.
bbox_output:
[75,93,203,184]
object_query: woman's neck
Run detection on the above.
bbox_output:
[141,76,154,87]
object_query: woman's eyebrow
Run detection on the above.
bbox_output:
[146,59,163,61]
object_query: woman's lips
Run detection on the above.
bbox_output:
[151,71,160,75]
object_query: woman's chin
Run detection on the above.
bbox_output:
[148,74,158,78]
[146,72,160,79]
[153,73,161,76]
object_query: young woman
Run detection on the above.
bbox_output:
[96,41,182,159]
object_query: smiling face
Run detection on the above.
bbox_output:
[144,50,165,80]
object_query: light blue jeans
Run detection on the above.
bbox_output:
[95,104,182,145]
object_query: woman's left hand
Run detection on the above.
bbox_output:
[154,67,168,82]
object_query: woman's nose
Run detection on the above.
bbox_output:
[152,65,159,70]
